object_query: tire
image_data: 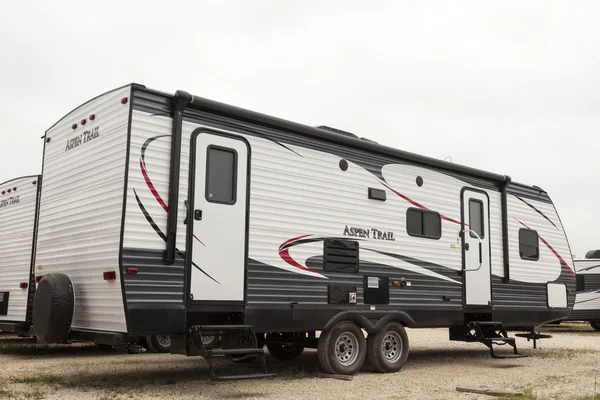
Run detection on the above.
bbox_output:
[266,333,304,360]
[318,321,366,375]
[32,273,74,344]
[145,335,171,353]
[589,321,600,331]
[367,321,409,373]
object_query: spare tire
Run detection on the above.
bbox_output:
[32,273,74,343]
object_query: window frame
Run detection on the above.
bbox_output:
[204,145,238,205]
[518,228,540,261]
[468,198,485,239]
[406,207,442,240]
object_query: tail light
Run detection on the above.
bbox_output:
[103,271,116,281]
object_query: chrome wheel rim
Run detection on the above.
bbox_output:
[201,335,215,345]
[157,335,171,348]
[335,332,359,366]
[382,331,402,362]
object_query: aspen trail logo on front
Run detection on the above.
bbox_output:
[0,195,20,208]
[343,225,395,241]
[65,126,100,152]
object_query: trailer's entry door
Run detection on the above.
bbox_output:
[190,132,248,302]
[462,190,491,307]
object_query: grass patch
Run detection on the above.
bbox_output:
[10,375,63,385]
[7,366,208,390]
[535,348,600,359]
[0,340,101,356]
[0,387,45,400]
[499,388,538,399]
[0,388,17,399]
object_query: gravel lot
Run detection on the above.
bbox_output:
[1,324,600,400]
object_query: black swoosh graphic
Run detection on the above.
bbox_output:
[575,295,600,304]
[515,196,558,229]
[577,265,600,273]
[141,135,170,169]
[363,247,461,284]
[133,189,220,284]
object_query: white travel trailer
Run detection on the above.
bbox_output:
[32,84,575,379]
[570,250,600,330]
[0,176,41,334]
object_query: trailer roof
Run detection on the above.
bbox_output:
[177,87,511,185]
[48,83,547,191]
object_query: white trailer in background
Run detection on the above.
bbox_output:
[0,175,41,334]
[571,250,600,330]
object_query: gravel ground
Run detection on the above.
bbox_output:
[1,324,600,400]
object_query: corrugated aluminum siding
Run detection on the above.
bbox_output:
[0,176,39,323]
[35,86,131,333]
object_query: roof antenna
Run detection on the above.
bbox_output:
[444,156,453,162]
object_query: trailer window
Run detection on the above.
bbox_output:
[205,146,237,205]
[519,228,539,261]
[576,275,585,292]
[406,208,441,239]
[468,199,484,239]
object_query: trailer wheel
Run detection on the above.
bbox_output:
[590,321,600,331]
[266,333,304,360]
[366,321,409,373]
[32,273,74,344]
[318,321,366,375]
[145,335,171,353]
[201,335,219,349]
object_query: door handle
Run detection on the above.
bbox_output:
[461,229,483,272]
[194,210,202,221]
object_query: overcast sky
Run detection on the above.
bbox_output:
[0,1,598,258]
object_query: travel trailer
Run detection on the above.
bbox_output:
[570,250,600,330]
[32,84,576,379]
[0,176,40,334]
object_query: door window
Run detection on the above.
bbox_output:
[468,199,484,239]
[205,146,237,204]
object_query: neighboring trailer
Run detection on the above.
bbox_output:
[570,250,600,330]
[33,84,576,377]
[0,176,41,334]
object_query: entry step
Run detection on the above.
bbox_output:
[209,348,265,357]
[214,373,276,381]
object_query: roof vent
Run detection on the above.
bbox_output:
[585,250,600,259]
[316,125,358,139]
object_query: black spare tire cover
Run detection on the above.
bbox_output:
[33,273,74,343]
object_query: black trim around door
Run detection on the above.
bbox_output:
[164,91,192,265]
[185,128,252,311]
[460,187,493,313]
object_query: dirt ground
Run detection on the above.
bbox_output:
[1,323,600,400]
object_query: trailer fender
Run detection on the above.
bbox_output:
[322,311,376,334]
[373,312,417,330]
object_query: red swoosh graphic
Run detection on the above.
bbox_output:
[193,234,206,247]
[279,248,314,272]
[140,159,168,212]
[380,181,462,225]
[278,234,321,274]
[515,219,575,278]
[278,234,312,252]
